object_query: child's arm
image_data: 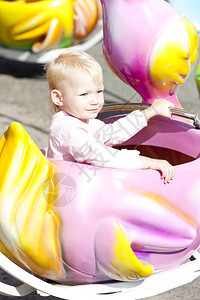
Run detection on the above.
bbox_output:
[140,156,175,184]
[95,99,173,147]
[142,99,174,121]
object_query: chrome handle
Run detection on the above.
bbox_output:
[170,108,200,128]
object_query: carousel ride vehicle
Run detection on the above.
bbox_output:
[1,0,200,299]
[0,0,103,64]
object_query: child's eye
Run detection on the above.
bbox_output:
[97,90,103,94]
[80,93,88,96]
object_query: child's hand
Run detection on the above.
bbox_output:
[141,156,175,184]
[151,99,174,119]
[149,158,175,184]
[142,99,174,121]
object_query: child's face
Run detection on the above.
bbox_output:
[56,68,104,122]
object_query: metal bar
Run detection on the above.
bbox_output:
[101,103,200,128]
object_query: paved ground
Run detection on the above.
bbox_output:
[0,40,200,300]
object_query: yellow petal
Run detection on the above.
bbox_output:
[112,221,154,279]
[0,122,65,280]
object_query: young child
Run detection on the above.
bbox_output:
[45,50,175,183]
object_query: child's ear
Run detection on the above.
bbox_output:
[51,89,63,107]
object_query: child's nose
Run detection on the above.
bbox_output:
[90,94,99,105]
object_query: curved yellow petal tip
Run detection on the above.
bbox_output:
[111,222,154,280]
[0,122,65,280]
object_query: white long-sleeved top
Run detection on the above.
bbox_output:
[47,110,147,169]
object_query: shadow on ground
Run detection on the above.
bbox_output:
[0,56,44,78]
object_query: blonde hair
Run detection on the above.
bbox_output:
[44,50,103,112]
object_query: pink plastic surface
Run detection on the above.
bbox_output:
[51,115,200,282]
